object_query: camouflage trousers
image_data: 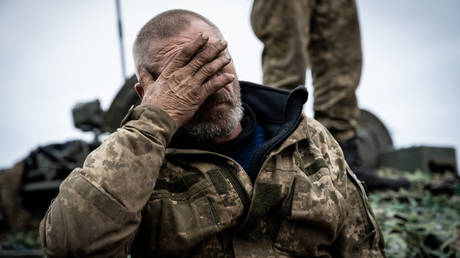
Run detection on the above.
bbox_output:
[251,0,362,142]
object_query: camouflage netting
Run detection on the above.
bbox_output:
[370,169,460,257]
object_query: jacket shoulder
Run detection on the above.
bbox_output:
[292,114,346,169]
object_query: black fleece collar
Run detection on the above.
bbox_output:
[239,81,308,139]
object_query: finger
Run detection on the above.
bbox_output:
[166,33,209,72]
[194,53,232,83]
[200,73,235,99]
[138,65,154,87]
[186,39,228,73]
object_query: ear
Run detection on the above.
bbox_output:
[135,83,144,99]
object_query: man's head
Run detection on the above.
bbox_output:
[133,10,243,143]
[133,10,221,76]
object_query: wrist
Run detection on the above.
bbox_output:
[121,105,178,145]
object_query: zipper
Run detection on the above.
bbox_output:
[347,169,376,248]
[218,161,251,212]
[207,196,221,225]
[236,153,275,232]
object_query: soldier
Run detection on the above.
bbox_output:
[251,0,362,145]
[251,0,409,191]
[40,9,385,257]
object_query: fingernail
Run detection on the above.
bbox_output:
[220,40,227,46]
[201,33,209,39]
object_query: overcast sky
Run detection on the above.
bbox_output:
[1,0,459,170]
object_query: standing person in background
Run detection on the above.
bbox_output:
[251,0,408,190]
[251,0,362,146]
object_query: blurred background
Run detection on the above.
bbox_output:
[0,1,459,256]
[0,0,459,170]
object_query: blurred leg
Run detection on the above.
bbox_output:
[251,0,312,90]
[308,0,362,142]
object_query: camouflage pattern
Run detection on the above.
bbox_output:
[370,168,460,257]
[40,104,384,257]
[251,0,362,142]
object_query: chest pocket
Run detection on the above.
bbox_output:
[134,158,245,257]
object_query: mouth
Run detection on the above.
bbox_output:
[193,96,232,122]
[201,90,232,107]
[202,100,231,112]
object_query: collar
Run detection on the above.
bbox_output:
[169,81,308,149]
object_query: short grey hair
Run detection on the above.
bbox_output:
[132,9,221,78]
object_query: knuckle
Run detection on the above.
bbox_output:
[187,60,201,71]
[201,65,216,75]
[197,52,212,63]
[201,81,214,94]
[208,43,220,53]
[217,73,233,84]
[189,87,202,100]
[181,45,194,57]
[161,72,182,86]
[190,63,202,72]
[217,57,230,68]
[187,54,209,71]
[206,77,223,90]
[171,57,186,67]
[172,73,184,84]
[213,76,226,86]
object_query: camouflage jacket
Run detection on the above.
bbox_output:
[40,82,385,257]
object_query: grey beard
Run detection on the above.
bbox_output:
[178,100,244,143]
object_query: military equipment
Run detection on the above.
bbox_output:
[1,75,139,231]
[0,75,139,237]
[356,109,393,170]
[380,146,457,174]
[20,140,98,212]
[103,75,140,132]
[356,110,458,175]
[71,74,139,138]
[72,99,104,133]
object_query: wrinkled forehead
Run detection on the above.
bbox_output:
[147,19,224,75]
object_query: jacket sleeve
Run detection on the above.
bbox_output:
[336,168,386,258]
[305,117,385,257]
[321,130,386,257]
[39,105,176,257]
